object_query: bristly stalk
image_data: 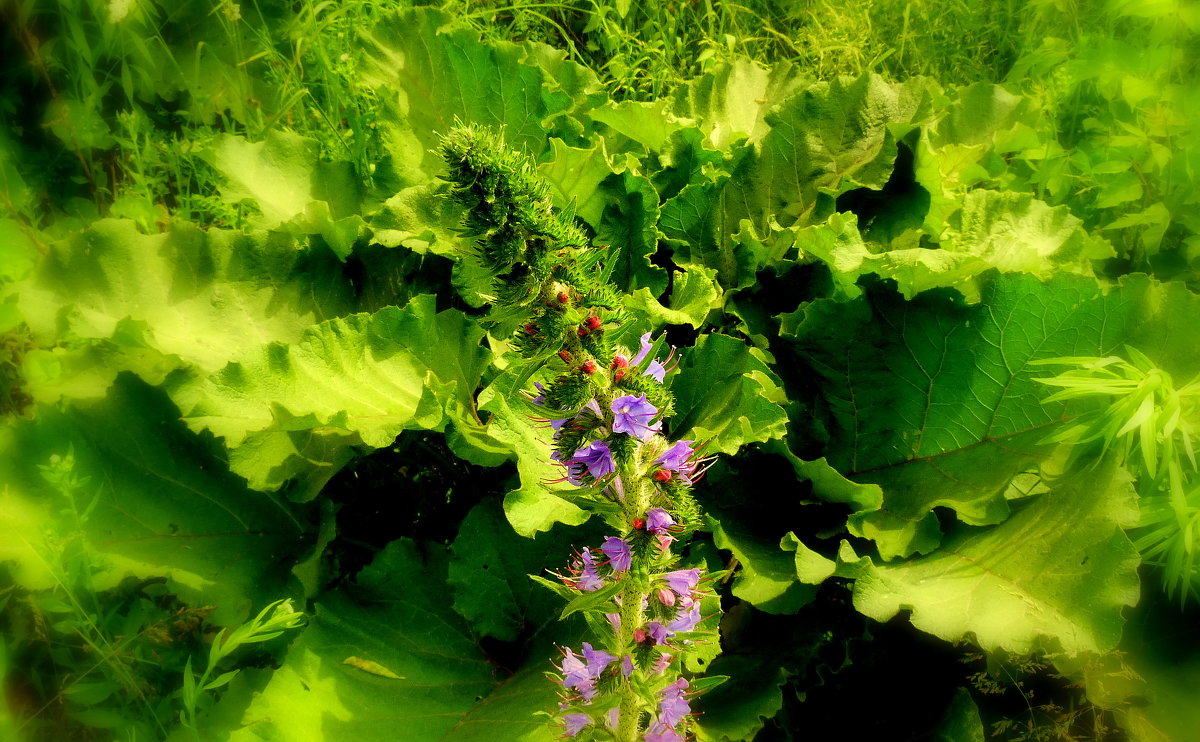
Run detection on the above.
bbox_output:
[441,124,717,741]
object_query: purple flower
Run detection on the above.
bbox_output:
[663,569,701,596]
[645,358,668,382]
[660,678,691,726]
[600,536,632,572]
[571,440,615,480]
[667,603,702,633]
[645,621,671,645]
[605,613,621,631]
[621,654,634,677]
[630,332,654,366]
[656,440,695,471]
[559,648,596,699]
[645,508,676,535]
[570,548,604,592]
[605,707,620,732]
[563,713,591,736]
[581,642,616,674]
[611,394,662,440]
[645,723,684,742]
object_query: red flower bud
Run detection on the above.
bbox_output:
[558,350,572,362]
[614,369,626,383]
[611,354,628,369]
[523,323,538,335]
[581,360,597,374]
[577,327,588,336]
[632,518,646,531]
[585,315,602,330]
[652,470,672,483]
[556,291,569,304]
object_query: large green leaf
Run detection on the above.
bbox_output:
[208,130,364,255]
[474,371,590,537]
[170,295,491,498]
[670,334,788,455]
[827,457,1140,656]
[670,59,807,151]
[222,538,561,742]
[661,74,929,288]
[798,192,1112,303]
[16,219,353,402]
[784,273,1164,558]
[0,376,314,625]
[358,9,600,187]
[448,499,601,642]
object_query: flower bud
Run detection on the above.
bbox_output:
[657,588,676,607]
[581,360,597,374]
[585,315,602,330]
[652,469,672,482]
[577,327,589,336]
[559,350,572,362]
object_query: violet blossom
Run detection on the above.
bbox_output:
[645,508,676,535]
[563,713,591,737]
[600,536,632,572]
[569,548,603,592]
[611,394,662,440]
[659,678,691,727]
[571,440,615,480]
[630,332,654,366]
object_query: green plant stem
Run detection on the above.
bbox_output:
[616,464,651,741]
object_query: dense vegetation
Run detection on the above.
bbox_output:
[1,1,1198,740]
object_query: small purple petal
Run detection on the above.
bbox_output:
[645,621,671,645]
[605,707,621,731]
[645,722,684,742]
[645,359,667,382]
[630,332,654,366]
[621,654,634,677]
[645,508,676,535]
[563,713,591,736]
[600,537,632,572]
[574,549,604,592]
[560,648,590,688]
[656,440,695,471]
[611,394,662,441]
[667,603,703,633]
[572,440,615,480]
[663,568,701,596]
[581,642,616,675]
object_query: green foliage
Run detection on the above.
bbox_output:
[1,2,1198,740]
[1037,346,1200,602]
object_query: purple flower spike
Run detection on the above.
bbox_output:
[611,394,662,440]
[630,332,654,366]
[645,508,676,535]
[563,713,591,736]
[572,440,615,480]
[600,536,632,572]
[645,358,668,383]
